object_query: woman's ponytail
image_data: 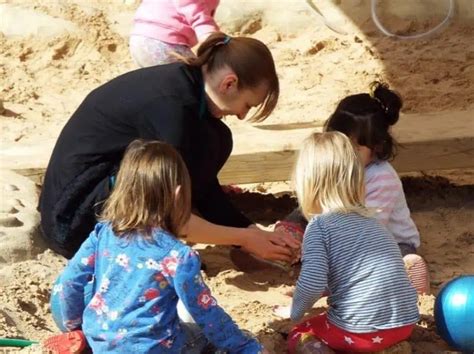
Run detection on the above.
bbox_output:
[179,32,230,68]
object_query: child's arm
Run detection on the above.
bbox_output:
[55,225,100,330]
[290,219,328,322]
[174,0,220,42]
[172,247,263,354]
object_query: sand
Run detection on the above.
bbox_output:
[0,1,473,353]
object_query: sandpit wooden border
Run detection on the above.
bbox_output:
[2,110,472,185]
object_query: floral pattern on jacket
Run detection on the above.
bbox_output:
[55,222,262,353]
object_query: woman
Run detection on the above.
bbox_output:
[39,32,299,262]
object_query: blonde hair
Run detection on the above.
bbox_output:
[100,140,191,239]
[177,32,279,122]
[293,131,368,220]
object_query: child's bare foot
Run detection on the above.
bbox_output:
[43,330,88,354]
[403,254,430,295]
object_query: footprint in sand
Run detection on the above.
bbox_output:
[1,178,26,218]
[0,216,24,228]
[4,184,19,192]
[0,196,25,226]
[0,170,42,264]
[0,206,19,214]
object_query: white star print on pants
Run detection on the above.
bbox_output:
[372,336,384,344]
[344,336,354,345]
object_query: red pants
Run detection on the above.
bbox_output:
[288,313,414,353]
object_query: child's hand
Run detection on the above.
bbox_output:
[272,305,292,319]
[274,221,304,264]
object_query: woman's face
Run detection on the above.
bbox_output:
[205,71,268,120]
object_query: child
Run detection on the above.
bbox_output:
[130,0,220,67]
[44,140,265,353]
[286,131,419,353]
[279,82,430,295]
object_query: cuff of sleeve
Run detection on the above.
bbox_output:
[242,340,263,354]
[194,24,219,40]
[275,221,305,239]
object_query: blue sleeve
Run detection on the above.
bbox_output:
[290,219,328,322]
[172,248,262,354]
[57,225,99,330]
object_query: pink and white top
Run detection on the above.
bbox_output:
[131,0,220,47]
[365,160,420,248]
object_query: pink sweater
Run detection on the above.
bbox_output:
[131,0,220,47]
[365,161,420,248]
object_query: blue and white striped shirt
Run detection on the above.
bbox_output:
[290,212,419,333]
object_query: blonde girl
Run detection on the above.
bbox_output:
[46,140,266,354]
[287,132,419,353]
[278,82,430,295]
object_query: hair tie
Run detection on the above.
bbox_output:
[369,81,378,99]
[369,86,388,113]
[223,36,232,45]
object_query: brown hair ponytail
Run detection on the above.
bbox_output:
[180,32,279,122]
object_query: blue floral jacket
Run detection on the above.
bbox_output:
[53,222,262,353]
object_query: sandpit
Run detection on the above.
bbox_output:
[0,1,473,353]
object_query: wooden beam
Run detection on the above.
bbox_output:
[218,110,474,184]
[2,110,472,185]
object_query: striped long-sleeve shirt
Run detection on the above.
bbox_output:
[290,212,419,333]
[365,161,419,248]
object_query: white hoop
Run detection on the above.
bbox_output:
[371,0,455,40]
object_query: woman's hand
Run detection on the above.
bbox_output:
[242,227,300,262]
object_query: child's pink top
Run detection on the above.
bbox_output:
[131,0,220,47]
[365,160,420,248]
